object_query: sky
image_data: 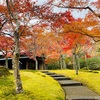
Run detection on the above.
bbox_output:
[0,0,96,19]
[52,6,88,18]
[33,0,97,19]
[33,0,89,19]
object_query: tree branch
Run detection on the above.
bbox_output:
[60,28,100,42]
[6,0,16,20]
[0,19,8,30]
[0,31,13,37]
[55,5,100,18]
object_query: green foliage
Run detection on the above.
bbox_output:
[65,57,72,64]
[97,48,100,52]
[65,57,73,69]
[79,59,87,69]
[46,62,60,70]
[80,58,100,70]
[67,64,73,69]
[0,70,65,100]
[0,66,11,77]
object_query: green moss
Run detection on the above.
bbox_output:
[0,70,65,100]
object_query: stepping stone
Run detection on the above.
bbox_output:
[58,80,83,86]
[41,71,49,73]
[41,71,55,75]
[50,74,65,77]
[63,86,100,100]
[45,72,56,75]
[53,76,71,80]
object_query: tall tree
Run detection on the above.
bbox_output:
[3,0,33,93]
[62,32,93,74]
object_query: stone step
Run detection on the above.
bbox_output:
[58,80,83,86]
[41,71,56,75]
[45,72,56,75]
[53,76,71,80]
[63,86,100,100]
[41,71,49,73]
[50,74,65,77]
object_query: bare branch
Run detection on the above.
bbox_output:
[0,19,8,30]
[0,31,13,37]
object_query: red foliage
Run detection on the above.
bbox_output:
[60,33,92,52]
[86,53,91,58]
[0,36,14,57]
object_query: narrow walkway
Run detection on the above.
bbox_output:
[41,71,100,100]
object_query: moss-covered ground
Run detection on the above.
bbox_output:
[0,70,65,100]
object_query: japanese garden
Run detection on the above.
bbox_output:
[0,0,100,100]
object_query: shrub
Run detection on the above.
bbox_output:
[0,66,11,77]
[80,59,87,69]
[80,58,100,70]
[67,64,73,69]
[46,62,60,70]
[65,57,73,69]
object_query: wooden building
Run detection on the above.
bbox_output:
[0,55,45,70]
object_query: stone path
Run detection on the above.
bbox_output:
[41,71,100,100]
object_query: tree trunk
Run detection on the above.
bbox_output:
[73,53,76,70]
[72,49,76,70]
[73,53,78,75]
[59,54,66,69]
[12,31,23,93]
[75,54,78,75]
[72,49,78,75]
[5,57,8,69]
[43,62,45,70]
[59,55,63,69]
[77,54,80,70]
[62,54,66,69]
[39,61,45,70]
[6,0,23,93]
[35,57,38,70]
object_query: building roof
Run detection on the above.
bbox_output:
[0,56,29,61]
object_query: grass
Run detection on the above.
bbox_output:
[0,70,65,100]
[50,69,100,95]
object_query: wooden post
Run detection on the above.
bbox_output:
[26,59,28,69]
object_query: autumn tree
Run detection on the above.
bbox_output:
[32,0,100,73]
[22,25,45,70]
[21,27,62,70]
[0,35,13,68]
[62,32,93,74]
[1,0,33,93]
